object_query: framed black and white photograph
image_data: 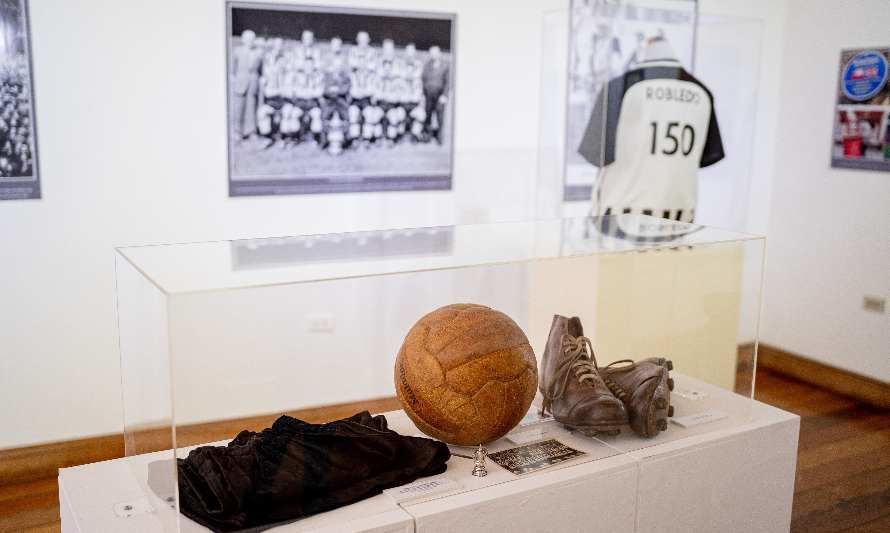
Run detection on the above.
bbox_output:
[226,2,455,197]
[0,0,39,201]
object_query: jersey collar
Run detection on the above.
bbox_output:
[634,58,682,69]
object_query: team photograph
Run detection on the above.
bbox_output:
[227,3,455,196]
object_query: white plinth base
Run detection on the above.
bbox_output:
[59,374,798,532]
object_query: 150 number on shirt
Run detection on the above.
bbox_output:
[649,121,696,156]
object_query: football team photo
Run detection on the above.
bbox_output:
[227,2,455,196]
[0,0,39,201]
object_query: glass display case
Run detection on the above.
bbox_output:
[114,214,764,531]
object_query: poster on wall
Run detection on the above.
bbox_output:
[226,2,455,197]
[831,47,890,172]
[565,0,696,202]
[0,0,39,201]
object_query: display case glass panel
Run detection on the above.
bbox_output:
[116,214,764,531]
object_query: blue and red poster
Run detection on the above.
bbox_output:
[832,47,890,172]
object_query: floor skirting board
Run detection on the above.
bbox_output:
[755,343,890,409]
[0,434,123,488]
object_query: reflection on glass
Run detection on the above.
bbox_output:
[231,227,455,270]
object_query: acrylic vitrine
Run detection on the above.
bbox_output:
[113,215,764,531]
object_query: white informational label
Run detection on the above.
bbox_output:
[517,406,555,428]
[507,427,549,445]
[671,409,728,428]
[383,476,461,503]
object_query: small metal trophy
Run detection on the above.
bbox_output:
[471,444,488,477]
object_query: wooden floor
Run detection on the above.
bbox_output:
[1,369,888,532]
[755,369,890,532]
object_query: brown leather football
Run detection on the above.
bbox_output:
[394,303,538,445]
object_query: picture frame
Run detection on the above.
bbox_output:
[225,1,457,197]
[0,0,40,201]
[830,47,890,172]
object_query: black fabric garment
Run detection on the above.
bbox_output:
[177,411,450,532]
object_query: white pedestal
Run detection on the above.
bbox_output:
[630,398,800,533]
[59,374,798,533]
[386,410,638,533]
[404,455,637,533]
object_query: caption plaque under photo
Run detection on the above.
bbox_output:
[0,0,39,201]
[226,2,456,197]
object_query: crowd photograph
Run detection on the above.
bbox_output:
[0,0,39,200]
[227,3,455,196]
[0,60,33,177]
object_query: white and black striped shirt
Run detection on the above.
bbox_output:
[578,58,724,223]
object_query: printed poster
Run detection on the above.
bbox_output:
[831,47,890,172]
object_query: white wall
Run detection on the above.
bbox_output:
[0,0,562,449]
[6,0,885,451]
[759,0,890,382]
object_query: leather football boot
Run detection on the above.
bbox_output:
[642,356,676,399]
[601,358,672,438]
[539,315,628,436]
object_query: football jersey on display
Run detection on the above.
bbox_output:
[579,57,724,223]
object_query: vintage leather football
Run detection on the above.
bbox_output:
[394,303,538,445]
